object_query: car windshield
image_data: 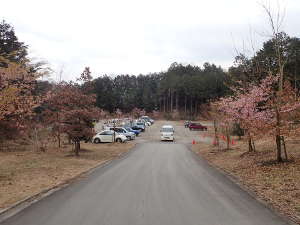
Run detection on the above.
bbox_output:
[137,123,143,125]
[161,128,173,132]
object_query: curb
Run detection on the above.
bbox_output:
[0,143,136,223]
[187,144,298,225]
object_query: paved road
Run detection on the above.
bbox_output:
[0,121,290,225]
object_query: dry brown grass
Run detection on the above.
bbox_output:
[192,136,300,224]
[0,142,135,210]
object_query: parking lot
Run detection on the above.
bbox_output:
[95,119,214,145]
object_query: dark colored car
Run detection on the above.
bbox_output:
[131,125,145,132]
[189,123,207,131]
[135,122,146,131]
[125,127,140,136]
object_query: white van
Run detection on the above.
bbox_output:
[160,125,175,141]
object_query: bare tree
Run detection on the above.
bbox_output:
[260,0,287,91]
[261,1,288,162]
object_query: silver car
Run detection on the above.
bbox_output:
[109,127,136,140]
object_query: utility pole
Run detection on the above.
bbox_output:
[113,120,116,142]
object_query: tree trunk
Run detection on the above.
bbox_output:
[295,65,298,99]
[190,98,193,120]
[56,112,61,148]
[252,138,256,152]
[166,92,169,112]
[275,106,283,162]
[170,89,173,112]
[195,100,198,118]
[276,135,282,162]
[34,127,39,151]
[247,132,254,152]
[184,95,187,118]
[248,138,253,152]
[58,133,61,148]
[163,96,166,113]
[176,92,178,111]
[74,141,80,156]
[113,122,116,142]
[281,136,288,161]
[213,120,220,150]
[226,126,230,150]
[159,98,162,112]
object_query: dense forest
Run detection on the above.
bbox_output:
[91,62,229,114]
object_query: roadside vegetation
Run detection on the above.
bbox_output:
[191,135,300,224]
[0,141,134,210]
[190,5,300,223]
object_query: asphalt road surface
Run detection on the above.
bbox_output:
[0,121,290,225]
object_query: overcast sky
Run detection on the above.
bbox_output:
[1,0,299,80]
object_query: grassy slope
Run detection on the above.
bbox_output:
[0,142,135,210]
[192,136,300,224]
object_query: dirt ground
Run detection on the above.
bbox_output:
[0,141,135,210]
[134,120,212,144]
[192,134,300,224]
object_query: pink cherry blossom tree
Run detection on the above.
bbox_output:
[218,74,300,161]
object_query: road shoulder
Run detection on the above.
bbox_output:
[190,141,300,225]
[0,142,136,223]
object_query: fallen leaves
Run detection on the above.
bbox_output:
[0,142,135,209]
[192,136,300,224]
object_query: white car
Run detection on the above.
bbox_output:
[92,130,127,143]
[140,116,154,125]
[140,119,151,126]
[160,125,175,141]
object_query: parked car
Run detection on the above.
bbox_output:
[92,130,127,143]
[140,116,154,124]
[138,119,150,126]
[131,125,145,132]
[189,123,207,131]
[109,127,136,140]
[160,125,175,141]
[135,122,146,131]
[124,127,140,136]
[184,121,191,128]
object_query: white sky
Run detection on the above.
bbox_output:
[1,0,299,80]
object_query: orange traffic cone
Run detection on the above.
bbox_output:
[192,140,196,145]
[231,139,235,145]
